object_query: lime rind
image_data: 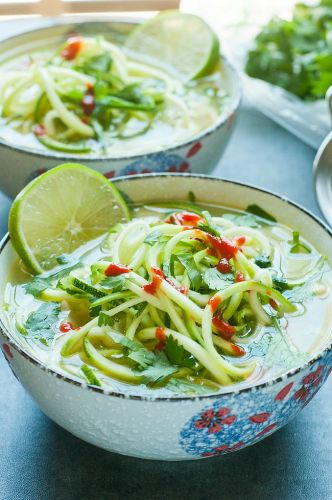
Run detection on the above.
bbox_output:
[9,163,130,274]
[125,11,220,81]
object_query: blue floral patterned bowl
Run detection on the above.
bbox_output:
[0,20,241,198]
[1,174,331,460]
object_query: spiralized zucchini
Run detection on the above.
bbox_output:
[17,206,302,393]
[0,35,225,155]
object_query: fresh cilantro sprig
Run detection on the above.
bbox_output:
[164,336,195,368]
[246,0,332,100]
[203,268,234,291]
[25,302,61,346]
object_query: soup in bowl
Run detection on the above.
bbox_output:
[0,17,240,197]
[0,174,331,460]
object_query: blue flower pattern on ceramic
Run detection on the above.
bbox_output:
[119,152,190,176]
[180,358,332,457]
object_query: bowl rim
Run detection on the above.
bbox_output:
[0,18,241,162]
[1,173,331,403]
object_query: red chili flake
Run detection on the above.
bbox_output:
[230,344,246,357]
[217,258,232,274]
[206,234,238,260]
[166,211,203,227]
[34,124,46,137]
[155,327,166,342]
[235,272,246,283]
[208,295,221,314]
[186,141,202,158]
[275,382,294,401]
[143,267,165,295]
[234,235,246,246]
[86,82,94,93]
[61,37,83,60]
[212,313,236,340]
[59,322,74,333]
[269,298,278,310]
[81,93,95,115]
[178,285,189,295]
[105,263,130,276]
[249,412,271,424]
[155,341,165,351]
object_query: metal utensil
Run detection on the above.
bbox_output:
[313,86,332,225]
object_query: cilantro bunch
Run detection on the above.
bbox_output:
[246,0,332,100]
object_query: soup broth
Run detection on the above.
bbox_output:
[0,34,230,157]
[2,202,332,396]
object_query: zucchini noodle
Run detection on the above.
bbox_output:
[0,33,227,156]
[14,204,306,394]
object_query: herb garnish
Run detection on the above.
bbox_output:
[25,302,61,346]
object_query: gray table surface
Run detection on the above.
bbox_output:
[0,21,331,495]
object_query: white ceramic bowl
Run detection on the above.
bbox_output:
[1,174,331,460]
[0,20,241,198]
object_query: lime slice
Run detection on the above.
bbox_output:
[125,11,220,81]
[9,163,130,274]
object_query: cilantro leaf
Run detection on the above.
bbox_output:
[166,378,213,395]
[246,204,276,222]
[23,277,52,298]
[25,302,61,346]
[100,274,126,292]
[144,230,167,246]
[138,352,177,384]
[128,348,156,369]
[164,335,195,368]
[255,254,272,268]
[188,191,196,202]
[223,213,261,228]
[78,53,113,77]
[272,275,291,293]
[264,318,309,369]
[203,268,234,291]
[56,254,70,265]
[246,0,332,100]
[107,331,141,351]
[176,254,202,291]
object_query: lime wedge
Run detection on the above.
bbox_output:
[9,163,130,274]
[125,11,220,81]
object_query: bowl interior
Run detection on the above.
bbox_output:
[0,20,240,160]
[1,173,332,399]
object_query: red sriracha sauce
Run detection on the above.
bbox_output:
[34,124,46,137]
[230,344,246,357]
[234,235,246,246]
[105,263,130,276]
[206,234,238,261]
[235,272,246,283]
[212,314,236,340]
[81,93,95,115]
[217,258,232,274]
[208,295,221,314]
[178,285,189,295]
[61,37,83,60]
[59,322,74,333]
[166,211,203,227]
[269,298,278,310]
[143,267,165,295]
[155,326,166,350]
